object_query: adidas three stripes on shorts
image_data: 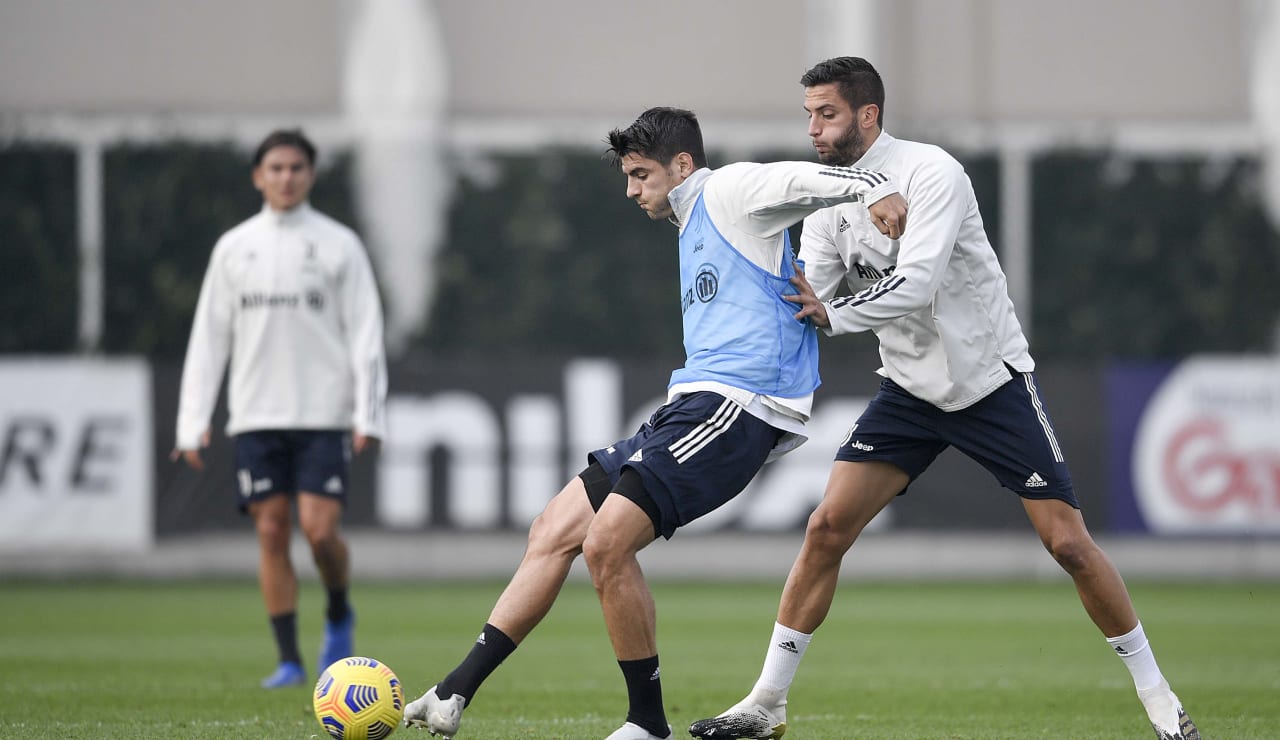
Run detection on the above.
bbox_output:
[834,373,1078,507]
[588,391,784,539]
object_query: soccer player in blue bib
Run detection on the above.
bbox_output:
[403,107,907,740]
[689,57,1198,740]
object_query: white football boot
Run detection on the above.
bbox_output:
[1138,681,1200,739]
[603,721,672,739]
[403,685,465,738]
[688,697,787,739]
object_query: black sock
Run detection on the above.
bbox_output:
[326,587,351,623]
[619,655,669,737]
[436,623,517,706]
[270,612,302,665]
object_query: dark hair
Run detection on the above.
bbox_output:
[606,107,708,170]
[800,57,886,129]
[252,128,317,167]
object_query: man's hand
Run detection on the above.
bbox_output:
[868,192,907,239]
[353,434,380,456]
[171,430,211,472]
[786,262,830,328]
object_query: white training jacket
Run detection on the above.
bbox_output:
[665,161,898,456]
[799,131,1033,411]
[176,202,387,449]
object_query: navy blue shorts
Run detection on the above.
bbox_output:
[588,392,783,539]
[835,373,1078,507]
[232,430,351,512]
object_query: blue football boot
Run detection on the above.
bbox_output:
[318,610,355,672]
[260,661,306,689]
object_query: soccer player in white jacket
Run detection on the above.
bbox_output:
[689,57,1198,740]
[175,129,387,689]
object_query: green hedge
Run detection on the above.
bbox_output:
[1032,153,1280,357]
[101,142,360,357]
[1,141,1275,361]
[0,145,78,352]
[416,148,999,363]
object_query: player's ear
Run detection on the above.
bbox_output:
[859,103,880,130]
[675,152,695,178]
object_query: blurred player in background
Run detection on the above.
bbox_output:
[402,107,906,740]
[174,129,387,689]
[688,57,1198,740]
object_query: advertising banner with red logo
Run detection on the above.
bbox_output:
[1108,357,1280,534]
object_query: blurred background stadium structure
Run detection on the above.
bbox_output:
[2,0,1279,578]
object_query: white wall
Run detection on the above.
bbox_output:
[0,0,1257,126]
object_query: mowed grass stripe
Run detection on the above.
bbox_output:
[0,580,1274,738]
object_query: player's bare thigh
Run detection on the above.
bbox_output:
[297,491,343,542]
[527,476,597,554]
[811,460,908,535]
[249,494,293,545]
[1021,495,1095,554]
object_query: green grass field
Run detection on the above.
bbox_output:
[0,578,1274,738]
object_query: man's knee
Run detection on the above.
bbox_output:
[254,507,292,551]
[1042,531,1101,573]
[808,461,905,551]
[298,515,342,553]
[527,511,584,560]
[582,503,649,583]
[302,522,342,555]
[580,529,607,572]
[1026,499,1102,573]
[582,527,638,595]
[803,505,860,554]
[581,521,625,570]
[526,483,593,559]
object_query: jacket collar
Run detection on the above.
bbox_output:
[262,201,312,226]
[667,167,712,228]
[852,130,896,171]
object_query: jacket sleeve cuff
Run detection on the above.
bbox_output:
[864,179,899,206]
[822,302,866,337]
[354,421,384,440]
[175,427,202,450]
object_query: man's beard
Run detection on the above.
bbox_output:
[818,123,865,167]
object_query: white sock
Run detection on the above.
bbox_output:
[749,622,812,705]
[1106,622,1165,692]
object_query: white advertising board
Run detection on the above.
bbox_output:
[0,358,154,551]
[376,358,892,532]
[1133,356,1280,533]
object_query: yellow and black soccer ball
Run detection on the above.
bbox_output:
[313,656,404,740]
